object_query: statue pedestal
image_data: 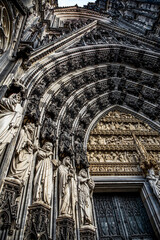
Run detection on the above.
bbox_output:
[80,225,96,240]
[0,179,21,235]
[56,215,74,240]
[24,202,51,240]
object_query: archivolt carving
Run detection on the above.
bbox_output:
[1,2,160,240]
[33,61,160,152]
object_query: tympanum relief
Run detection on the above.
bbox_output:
[87,111,160,176]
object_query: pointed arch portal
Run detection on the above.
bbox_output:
[0,2,160,240]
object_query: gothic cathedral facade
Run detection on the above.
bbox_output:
[0,0,160,239]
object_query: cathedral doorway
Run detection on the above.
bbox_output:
[87,109,160,239]
[94,192,157,240]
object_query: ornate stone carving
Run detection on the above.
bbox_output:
[26,95,40,122]
[88,151,138,163]
[41,118,57,142]
[74,137,88,166]
[80,115,91,129]
[46,104,60,120]
[133,133,150,172]
[24,203,51,240]
[0,93,23,156]
[33,142,58,206]
[147,168,160,201]
[90,164,142,176]
[0,179,21,235]
[59,131,72,156]
[56,216,74,240]
[58,157,77,218]
[107,0,160,37]
[88,111,160,176]
[78,169,95,227]
[61,115,73,131]
[7,123,35,185]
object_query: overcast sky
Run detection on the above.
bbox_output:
[58,0,95,7]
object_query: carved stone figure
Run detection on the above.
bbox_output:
[98,136,106,145]
[78,169,95,227]
[33,142,57,206]
[0,93,23,156]
[147,168,160,201]
[89,136,97,145]
[58,156,77,218]
[89,152,98,162]
[7,123,35,185]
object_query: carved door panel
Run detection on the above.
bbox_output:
[94,193,157,240]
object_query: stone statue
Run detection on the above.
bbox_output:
[7,123,35,185]
[147,168,160,201]
[78,169,95,227]
[58,156,77,218]
[33,142,57,206]
[0,93,23,156]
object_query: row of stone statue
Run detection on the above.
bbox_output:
[95,121,152,131]
[0,94,159,219]
[4,120,94,226]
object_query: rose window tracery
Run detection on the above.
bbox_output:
[87,111,160,176]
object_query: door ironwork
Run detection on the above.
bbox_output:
[94,192,157,240]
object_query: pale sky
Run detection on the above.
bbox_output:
[58,0,95,7]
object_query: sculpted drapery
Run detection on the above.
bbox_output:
[0,93,23,156]
[147,168,160,201]
[33,142,57,206]
[58,156,77,217]
[78,169,95,226]
[7,123,35,185]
